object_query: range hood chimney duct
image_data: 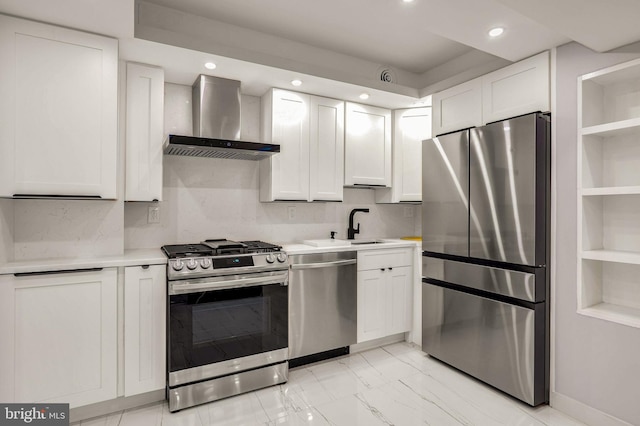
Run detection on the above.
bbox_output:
[164,75,279,160]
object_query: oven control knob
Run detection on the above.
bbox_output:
[276,252,287,263]
[186,259,198,270]
[266,253,276,264]
[200,258,212,269]
[172,259,185,271]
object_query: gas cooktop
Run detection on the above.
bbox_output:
[162,239,287,280]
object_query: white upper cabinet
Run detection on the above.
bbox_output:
[261,88,344,202]
[376,107,431,203]
[261,89,310,201]
[344,102,392,187]
[432,78,482,136]
[431,51,550,135]
[0,14,118,199]
[309,96,344,201]
[482,51,549,124]
[125,62,164,202]
[0,269,117,408]
[124,265,166,396]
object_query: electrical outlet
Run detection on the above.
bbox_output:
[148,206,160,224]
[404,206,414,218]
[287,206,296,220]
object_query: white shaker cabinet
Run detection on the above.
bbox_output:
[261,89,310,201]
[432,78,482,136]
[376,107,431,203]
[357,248,413,342]
[261,89,344,201]
[0,269,118,408]
[0,14,118,199]
[309,96,344,201]
[482,51,549,124]
[124,265,166,396]
[344,102,392,187]
[125,63,164,202]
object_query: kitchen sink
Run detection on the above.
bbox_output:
[349,239,386,245]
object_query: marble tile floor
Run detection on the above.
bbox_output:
[75,342,585,426]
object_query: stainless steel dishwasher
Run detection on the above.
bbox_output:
[288,251,357,365]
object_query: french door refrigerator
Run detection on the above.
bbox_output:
[421,112,550,406]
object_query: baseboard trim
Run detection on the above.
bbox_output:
[69,389,165,423]
[349,333,405,353]
[551,391,632,426]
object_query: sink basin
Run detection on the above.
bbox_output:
[303,239,352,248]
[349,239,386,245]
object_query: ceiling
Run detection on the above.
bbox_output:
[2,0,640,108]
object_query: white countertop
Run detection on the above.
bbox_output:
[282,238,419,255]
[0,249,167,275]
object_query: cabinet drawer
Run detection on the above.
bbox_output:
[357,248,412,271]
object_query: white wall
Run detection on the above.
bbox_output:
[554,42,640,425]
[124,84,418,249]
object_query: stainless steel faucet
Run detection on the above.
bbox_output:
[347,208,370,239]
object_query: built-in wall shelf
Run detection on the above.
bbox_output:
[581,186,640,196]
[582,250,640,265]
[578,57,640,328]
[578,303,640,329]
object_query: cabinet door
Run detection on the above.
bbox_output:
[309,96,344,201]
[386,266,413,335]
[482,51,549,123]
[0,15,117,198]
[263,89,310,201]
[377,108,431,203]
[357,269,387,342]
[124,265,166,396]
[0,269,117,407]
[432,78,482,136]
[345,102,392,187]
[125,63,164,202]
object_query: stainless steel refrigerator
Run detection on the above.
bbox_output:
[421,112,550,406]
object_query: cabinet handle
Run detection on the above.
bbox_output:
[13,194,102,199]
[389,267,393,271]
[14,268,104,277]
[380,268,386,271]
[141,265,150,270]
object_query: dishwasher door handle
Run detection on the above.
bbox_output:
[290,258,356,270]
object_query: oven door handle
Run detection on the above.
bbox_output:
[169,272,288,295]
[290,258,356,270]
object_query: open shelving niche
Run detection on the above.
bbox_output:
[578,57,640,328]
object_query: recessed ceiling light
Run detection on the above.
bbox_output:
[488,27,504,37]
[359,93,370,100]
[402,0,416,3]
[291,79,302,87]
[204,62,217,70]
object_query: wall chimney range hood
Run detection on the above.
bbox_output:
[163,75,279,160]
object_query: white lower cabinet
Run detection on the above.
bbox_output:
[124,265,166,396]
[0,269,117,407]
[357,248,413,343]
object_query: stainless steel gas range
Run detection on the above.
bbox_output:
[162,239,289,412]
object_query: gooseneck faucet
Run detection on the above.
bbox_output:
[347,208,370,239]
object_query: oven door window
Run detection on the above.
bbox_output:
[169,282,288,372]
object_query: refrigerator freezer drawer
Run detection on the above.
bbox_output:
[423,256,545,303]
[422,282,547,406]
